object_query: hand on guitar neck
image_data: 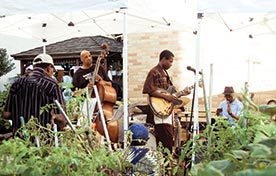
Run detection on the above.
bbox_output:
[180,86,192,96]
[86,74,111,88]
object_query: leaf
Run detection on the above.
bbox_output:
[196,164,224,176]
[231,150,249,160]
[16,164,28,174]
[237,115,247,128]
[258,137,276,148]
[258,105,276,116]
[254,131,269,143]
[254,124,276,143]
[249,144,271,159]
[209,159,233,172]
[234,167,276,176]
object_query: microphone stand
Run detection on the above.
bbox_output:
[183,79,196,176]
[184,68,204,175]
[186,82,196,140]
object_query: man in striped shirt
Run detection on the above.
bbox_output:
[3,53,66,134]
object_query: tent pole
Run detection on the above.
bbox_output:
[122,5,128,148]
[208,63,213,123]
[43,45,46,54]
[191,12,203,167]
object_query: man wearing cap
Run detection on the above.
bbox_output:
[127,123,160,175]
[216,86,243,126]
[3,53,66,134]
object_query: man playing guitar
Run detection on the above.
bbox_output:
[143,50,191,152]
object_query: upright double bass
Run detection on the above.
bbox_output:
[92,43,119,143]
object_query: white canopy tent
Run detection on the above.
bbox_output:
[0,0,198,144]
[0,0,196,43]
[1,0,276,153]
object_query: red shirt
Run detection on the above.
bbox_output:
[143,64,173,95]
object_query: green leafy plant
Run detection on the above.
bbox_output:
[188,105,275,175]
[0,118,132,175]
[0,84,11,133]
[0,48,15,77]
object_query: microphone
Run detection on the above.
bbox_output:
[187,66,202,75]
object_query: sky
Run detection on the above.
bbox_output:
[0,35,41,90]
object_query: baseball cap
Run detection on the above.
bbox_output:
[129,123,149,141]
[33,53,54,66]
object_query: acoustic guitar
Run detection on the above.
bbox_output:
[149,85,194,119]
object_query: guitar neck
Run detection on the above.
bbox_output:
[175,85,194,98]
[91,56,102,84]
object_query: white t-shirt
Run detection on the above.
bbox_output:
[219,98,243,125]
[154,114,173,125]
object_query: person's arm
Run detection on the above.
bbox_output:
[72,71,80,89]
[3,81,18,119]
[51,110,66,131]
[52,83,67,130]
[150,90,178,102]
[3,94,12,119]
[3,112,11,119]
[143,70,177,103]
[227,101,239,120]
[216,102,224,116]
[216,108,222,116]
[228,112,239,120]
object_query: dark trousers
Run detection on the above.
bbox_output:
[155,123,174,152]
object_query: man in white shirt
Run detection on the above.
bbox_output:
[216,86,243,126]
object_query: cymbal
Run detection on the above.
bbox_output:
[174,97,190,109]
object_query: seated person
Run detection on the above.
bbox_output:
[267,99,276,122]
[216,86,243,126]
[267,99,276,106]
[127,123,159,175]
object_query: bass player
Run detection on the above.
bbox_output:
[72,48,119,143]
[142,50,191,152]
[72,49,112,90]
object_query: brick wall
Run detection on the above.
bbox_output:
[127,31,276,108]
[128,31,191,103]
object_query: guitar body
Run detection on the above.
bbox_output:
[95,102,119,143]
[97,80,117,104]
[149,85,194,119]
[149,96,174,119]
[95,80,119,143]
